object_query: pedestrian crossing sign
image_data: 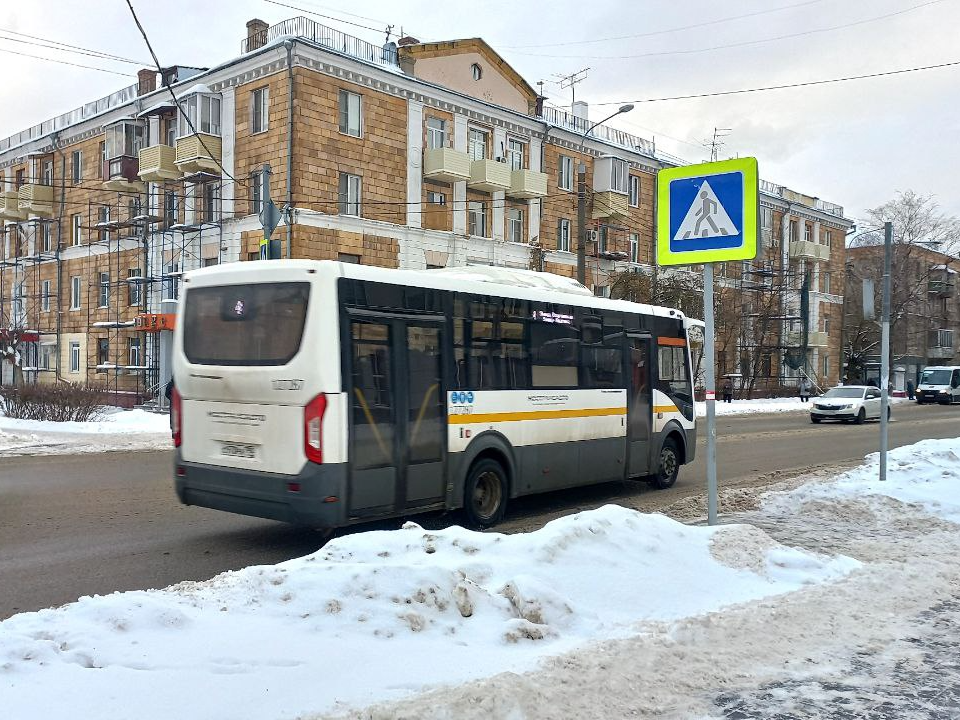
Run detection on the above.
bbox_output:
[657,157,758,266]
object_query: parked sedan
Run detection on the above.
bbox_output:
[810,385,891,424]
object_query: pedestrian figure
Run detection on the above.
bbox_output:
[693,190,721,237]
[799,376,812,403]
[906,379,915,400]
[722,378,733,403]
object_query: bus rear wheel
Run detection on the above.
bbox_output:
[463,458,507,530]
[649,438,680,490]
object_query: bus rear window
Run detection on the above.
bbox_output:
[183,282,310,366]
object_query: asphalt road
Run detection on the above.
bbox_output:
[1,401,957,619]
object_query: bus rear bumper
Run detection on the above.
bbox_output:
[174,451,348,528]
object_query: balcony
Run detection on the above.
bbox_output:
[788,239,830,262]
[17,183,54,218]
[0,190,25,221]
[138,144,181,182]
[928,279,956,297]
[422,147,470,184]
[927,346,954,360]
[175,132,222,175]
[507,169,548,199]
[467,159,511,193]
[592,190,629,220]
[807,331,829,348]
[103,156,145,192]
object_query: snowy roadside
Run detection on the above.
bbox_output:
[0,408,171,457]
[696,395,909,417]
[4,438,958,719]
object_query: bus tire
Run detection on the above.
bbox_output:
[649,437,680,490]
[463,458,507,530]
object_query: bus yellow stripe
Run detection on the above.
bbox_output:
[448,406,626,425]
[653,404,679,414]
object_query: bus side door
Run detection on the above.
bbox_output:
[625,333,653,477]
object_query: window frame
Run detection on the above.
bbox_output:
[338,89,363,138]
[507,138,525,171]
[69,341,81,373]
[98,272,110,308]
[251,86,269,134]
[426,117,447,150]
[467,127,488,162]
[128,268,142,306]
[41,280,51,312]
[507,206,524,243]
[128,337,142,368]
[71,150,82,185]
[558,155,573,191]
[70,275,81,310]
[557,218,571,252]
[629,232,639,263]
[628,175,640,207]
[468,201,487,237]
[338,172,362,216]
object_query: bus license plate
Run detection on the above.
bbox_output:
[221,441,258,460]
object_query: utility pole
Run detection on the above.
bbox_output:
[879,221,892,481]
[258,164,282,260]
[576,161,587,285]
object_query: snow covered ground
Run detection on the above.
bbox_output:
[0,408,171,456]
[3,437,958,719]
[696,395,908,417]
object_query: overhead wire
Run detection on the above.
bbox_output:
[0,46,134,77]
[0,28,150,65]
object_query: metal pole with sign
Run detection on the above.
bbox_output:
[657,157,759,525]
[879,221,893,481]
[258,164,282,260]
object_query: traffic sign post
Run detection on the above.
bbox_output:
[258,164,282,260]
[656,158,759,525]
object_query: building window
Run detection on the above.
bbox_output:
[427,191,445,206]
[338,89,362,137]
[202,182,220,222]
[98,205,111,242]
[629,233,639,263]
[41,159,54,185]
[557,218,571,252]
[790,221,799,242]
[41,280,51,312]
[507,207,524,243]
[69,341,81,373]
[128,337,142,368]
[628,175,640,207]
[598,226,608,254]
[822,355,829,378]
[163,262,180,300]
[251,87,269,134]
[761,206,773,228]
[178,94,221,136]
[468,201,486,237]
[558,155,573,191]
[823,229,832,247]
[128,268,142,306]
[71,150,82,184]
[99,272,110,307]
[507,138,524,170]
[823,317,831,334]
[70,276,81,310]
[41,222,52,253]
[202,257,218,268]
[164,191,177,226]
[250,171,262,215]
[426,117,446,150]
[822,271,831,294]
[803,223,811,242]
[98,141,106,178]
[97,338,110,367]
[338,173,362,216]
[609,159,628,194]
[471,63,482,81]
[15,168,25,188]
[468,128,488,161]
[40,344,54,370]
[338,253,361,264]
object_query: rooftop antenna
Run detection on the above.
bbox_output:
[703,127,732,162]
[555,67,590,107]
[385,24,393,41]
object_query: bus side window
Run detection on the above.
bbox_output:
[530,320,578,388]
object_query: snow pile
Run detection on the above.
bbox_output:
[696,396,906,417]
[0,505,857,720]
[767,437,960,524]
[0,408,170,456]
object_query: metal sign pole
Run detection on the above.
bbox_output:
[879,221,892,481]
[704,262,718,524]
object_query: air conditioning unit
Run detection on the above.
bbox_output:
[589,230,599,242]
[496,156,506,163]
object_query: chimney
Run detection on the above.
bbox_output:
[137,69,157,96]
[572,100,589,124]
[246,18,269,53]
[397,36,419,47]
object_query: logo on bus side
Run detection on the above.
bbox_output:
[450,391,475,405]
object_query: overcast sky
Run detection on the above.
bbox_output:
[2,0,958,225]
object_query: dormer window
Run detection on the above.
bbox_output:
[471,63,482,81]
[178,88,222,137]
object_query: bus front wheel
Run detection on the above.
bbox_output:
[649,438,680,490]
[463,458,507,530]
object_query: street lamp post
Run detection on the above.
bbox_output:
[577,104,634,285]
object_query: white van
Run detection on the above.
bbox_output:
[915,366,960,405]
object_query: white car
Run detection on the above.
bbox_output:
[810,385,891,424]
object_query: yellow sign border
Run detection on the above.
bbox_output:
[657,157,759,266]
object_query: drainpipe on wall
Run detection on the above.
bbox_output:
[285,40,294,259]
[539,123,552,272]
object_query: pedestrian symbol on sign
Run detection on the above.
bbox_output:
[675,180,738,240]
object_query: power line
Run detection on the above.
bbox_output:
[512,0,948,60]
[123,0,241,187]
[594,58,960,106]
[0,28,149,65]
[262,0,391,35]
[504,0,826,49]
[262,0,395,30]
[0,46,134,77]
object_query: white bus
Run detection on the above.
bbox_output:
[172,261,697,529]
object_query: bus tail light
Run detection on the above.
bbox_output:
[304,393,328,464]
[171,387,182,448]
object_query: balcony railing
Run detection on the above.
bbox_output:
[423,147,470,183]
[17,183,54,218]
[592,190,629,220]
[241,17,401,69]
[539,105,656,157]
[104,156,144,191]
[789,239,830,262]
[139,144,181,182]
[467,159,511,193]
[0,190,25,221]
[927,346,954,360]
[507,169,548,199]
[175,133,222,175]
[928,279,956,297]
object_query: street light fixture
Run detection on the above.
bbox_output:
[577,104,635,285]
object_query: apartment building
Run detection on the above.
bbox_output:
[843,244,959,390]
[0,15,851,401]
